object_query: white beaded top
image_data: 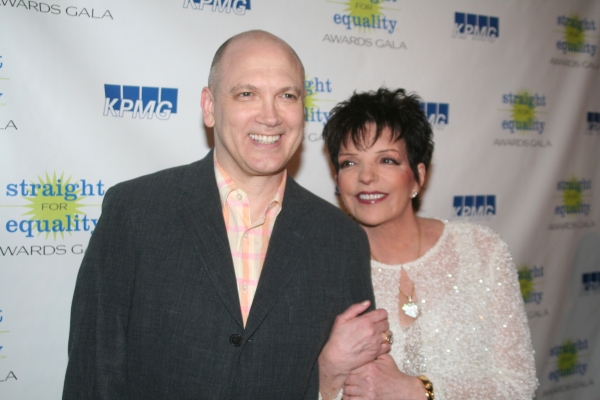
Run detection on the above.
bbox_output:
[372,221,538,399]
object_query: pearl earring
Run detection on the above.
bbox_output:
[411,191,418,198]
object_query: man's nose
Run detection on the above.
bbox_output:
[256,98,282,127]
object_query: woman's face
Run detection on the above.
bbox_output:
[336,126,425,228]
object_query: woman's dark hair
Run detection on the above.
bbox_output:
[322,88,434,211]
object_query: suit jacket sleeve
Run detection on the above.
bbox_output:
[63,185,136,399]
[344,226,375,307]
[304,214,374,400]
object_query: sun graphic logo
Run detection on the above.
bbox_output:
[501,90,546,134]
[556,15,597,57]
[304,76,335,127]
[330,0,399,34]
[3,173,105,239]
[555,178,592,218]
[518,264,544,305]
[548,339,589,382]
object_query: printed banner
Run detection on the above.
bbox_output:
[1,0,599,398]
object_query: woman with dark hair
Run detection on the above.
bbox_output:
[317,88,538,399]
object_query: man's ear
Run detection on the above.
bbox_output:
[201,87,216,128]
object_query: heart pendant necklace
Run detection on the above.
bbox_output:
[400,219,421,319]
[371,218,422,319]
[401,288,419,318]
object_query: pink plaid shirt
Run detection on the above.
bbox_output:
[214,158,286,326]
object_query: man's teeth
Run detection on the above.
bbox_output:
[359,193,385,200]
[249,134,281,144]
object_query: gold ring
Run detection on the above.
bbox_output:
[383,330,393,345]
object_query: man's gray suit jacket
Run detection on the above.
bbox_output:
[62,150,374,399]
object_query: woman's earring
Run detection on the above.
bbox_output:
[335,186,340,196]
[411,191,418,198]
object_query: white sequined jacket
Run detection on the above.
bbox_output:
[372,221,538,399]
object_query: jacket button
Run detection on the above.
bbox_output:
[229,334,242,347]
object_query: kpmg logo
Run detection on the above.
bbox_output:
[581,271,600,294]
[501,91,546,134]
[420,102,449,129]
[452,195,496,218]
[453,12,499,42]
[103,85,178,120]
[556,15,597,57]
[182,0,251,15]
[548,339,588,382]
[588,112,600,132]
[554,178,591,218]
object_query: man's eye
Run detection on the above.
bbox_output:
[239,92,252,97]
[282,93,296,99]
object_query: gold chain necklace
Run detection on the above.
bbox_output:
[371,219,421,319]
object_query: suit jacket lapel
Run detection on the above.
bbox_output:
[177,150,244,328]
[244,177,315,336]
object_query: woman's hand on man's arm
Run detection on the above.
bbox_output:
[318,300,391,398]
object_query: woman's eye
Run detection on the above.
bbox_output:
[382,157,399,165]
[339,160,354,169]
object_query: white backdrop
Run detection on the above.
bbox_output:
[1,0,599,398]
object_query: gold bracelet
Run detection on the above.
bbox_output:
[417,375,434,399]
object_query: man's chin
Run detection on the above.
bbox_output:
[244,161,287,177]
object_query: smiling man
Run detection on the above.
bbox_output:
[62,31,378,399]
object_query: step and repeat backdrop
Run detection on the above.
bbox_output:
[1,0,599,398]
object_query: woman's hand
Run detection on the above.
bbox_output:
[319,301,391,397]
[342,354,425,400]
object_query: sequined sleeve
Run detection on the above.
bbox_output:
[426,223,539,399]
[371,221,538,399]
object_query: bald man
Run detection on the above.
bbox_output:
[62,31,377,399]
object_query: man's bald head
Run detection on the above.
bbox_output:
[208,30,305,95]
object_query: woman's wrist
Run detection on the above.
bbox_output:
[318,352,349,398]
[318,374,345,399]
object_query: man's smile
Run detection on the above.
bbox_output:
[249,134,282,144]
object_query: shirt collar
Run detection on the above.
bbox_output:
[214,156,287,209]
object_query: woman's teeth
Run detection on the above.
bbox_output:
[359,193,385,200]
